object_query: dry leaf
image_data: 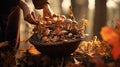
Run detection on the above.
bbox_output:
[100,26,120,60]
[100,26,120,45]
[28,46,41,55]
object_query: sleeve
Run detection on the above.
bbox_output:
[18,0,30,17]
[32,0,49,9]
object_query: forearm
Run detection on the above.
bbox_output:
[18,0,30,17]
[17,0,38,25]
[43,4,54,18]
[32,0,49,9]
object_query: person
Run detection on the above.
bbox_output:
[0,0,38,49]
[0,0,54,66]
[0,0,38,66]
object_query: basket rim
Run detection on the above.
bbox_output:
[29,37,84,46]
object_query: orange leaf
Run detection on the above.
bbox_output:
[100,26,119,45]
[28,45,41,55]
[111,46,120,60]
[100,26,120,60]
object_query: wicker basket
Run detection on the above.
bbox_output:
[29,33,83,57]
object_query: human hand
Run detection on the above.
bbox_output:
[24,12,38,25]
[43,4,54,18]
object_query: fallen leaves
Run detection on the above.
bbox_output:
[0,41,9,47]
[27,45,41,55]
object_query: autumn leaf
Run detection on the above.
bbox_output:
[100,26,119,45]
[112,46,120,60]
[27,45,41,55]
[100,26,120,60]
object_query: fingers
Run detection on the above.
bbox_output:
[31,12,36,20]
[24,13,38,25]
[43,4,54,18]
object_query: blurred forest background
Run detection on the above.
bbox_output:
[20,0,120,43]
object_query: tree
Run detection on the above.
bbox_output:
[71,0,88,21]
[93,0,107,39]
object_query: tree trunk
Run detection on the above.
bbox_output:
[71,0,88,21]
[93,0,107,39]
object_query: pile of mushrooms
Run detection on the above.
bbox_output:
[33,14,86,44]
